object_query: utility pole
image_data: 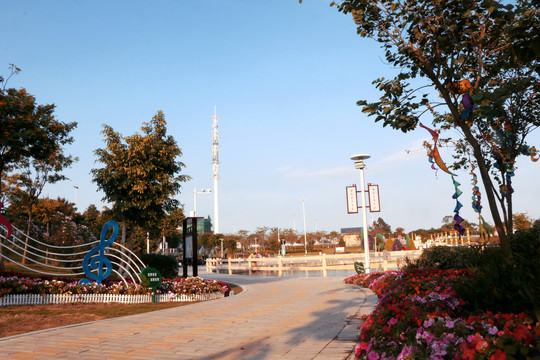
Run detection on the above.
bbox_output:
[211,108,222,258]
[301,198,307,254]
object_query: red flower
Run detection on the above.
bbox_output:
[475,340,489,352]
[489,349,507,360]
[462,348,476,360]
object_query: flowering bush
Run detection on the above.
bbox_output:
[159,277,229,297]
[345,269,540,359]
[0,274,228,298]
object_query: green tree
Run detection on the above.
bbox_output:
[513,212,532,231]
[0,65,76,270]
[369,217,392,238]
[331,0,539,258]
[158,207,185,249]
[236,229,250,251]
[441,215,478,233]
[0,65,77,196]
[92,111,190,249]
[281,228,299,245]
[221,235,238,256]
[5,149,76,263]
[394,227,405,237]
[81,204,104,238]
[254,227,270,247]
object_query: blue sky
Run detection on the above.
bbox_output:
[2,0,539,234]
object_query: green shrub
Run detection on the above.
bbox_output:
[404,245,481,270]
[404,230,540,321]
[138,253,179,279]
[456,228,540,321]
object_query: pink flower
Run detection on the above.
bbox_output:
[421,330,434,344]
[354,343,362,355]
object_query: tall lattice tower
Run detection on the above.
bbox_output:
[211,108,220,234]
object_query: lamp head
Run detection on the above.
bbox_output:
[351,154,370,169]
[350,154,371,161]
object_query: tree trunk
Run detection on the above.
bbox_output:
[128,227,134,251]
[432,75,512,259]
[121,215,126,246]
[22,206,33,265]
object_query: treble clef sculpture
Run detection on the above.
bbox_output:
[79,220,119,285]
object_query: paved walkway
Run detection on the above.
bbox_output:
[0,272,377,360]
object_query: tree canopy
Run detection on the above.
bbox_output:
[92,111,189,248]
[0,65,77,198]
[330,0,539,257]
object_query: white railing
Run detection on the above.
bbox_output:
[0,292,225,306]
[206,250,423,276]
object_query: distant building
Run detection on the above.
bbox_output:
[179,216,213,236]
[341,227,363,247]
[198,216,212,234]
[340,227,362,234]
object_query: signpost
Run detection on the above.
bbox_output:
[140,267,162,303]
[345,181,382,273]
[346,185,358,214]
[181,217,202,278]
[346,184,381,214]
[368,184,381,212]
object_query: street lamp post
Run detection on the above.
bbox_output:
[73,186,79,207]
[301,198,307,254]
[351,154,371,273]
[193,188,212,217]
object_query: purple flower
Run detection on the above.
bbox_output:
[430,340,448,356]
[421,330,434,344]
[423,318,434,328]
[397,345,416,360]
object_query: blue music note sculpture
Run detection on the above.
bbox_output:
[79,220,119,285]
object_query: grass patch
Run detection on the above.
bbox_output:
[0,302,191,338]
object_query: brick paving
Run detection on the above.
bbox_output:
[0,272,377,360]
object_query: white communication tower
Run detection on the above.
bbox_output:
[211,108,220,234]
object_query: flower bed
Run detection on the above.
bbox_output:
[345,269,540,359]
[0,273,231,306]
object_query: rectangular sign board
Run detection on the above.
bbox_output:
[346,185,358,214]
[185,236,193,259]
[368,184,381,212]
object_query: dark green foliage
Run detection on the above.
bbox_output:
[0,76,77,193]
[331,0,540,255]
[457,228,540,321]
[405,245,481,270]
[406,228,540,320]
[138,253,179,280]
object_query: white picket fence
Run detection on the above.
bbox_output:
[0,292,225,306]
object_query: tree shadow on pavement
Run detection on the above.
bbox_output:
[198,280,377,360]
